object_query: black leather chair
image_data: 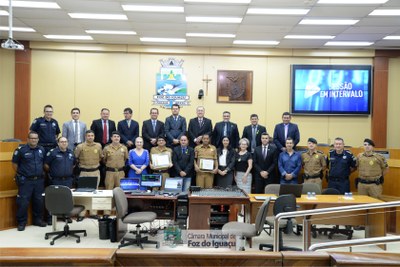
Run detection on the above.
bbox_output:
[113,187,159,249]
[44,185,87,245]
[316,188,353,240]
[259,194,301,251]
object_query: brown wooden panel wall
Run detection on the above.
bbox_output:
[14,42,31,141]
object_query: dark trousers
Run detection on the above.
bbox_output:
[16,178,44,224]
[328,179,350,195]
[254,176,274,194]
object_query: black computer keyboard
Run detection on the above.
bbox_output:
[130,191,156,196]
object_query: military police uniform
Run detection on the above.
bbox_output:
[103,143,128,190]
[12,144,46,229]
[30,117,60,152]
[150,146,173,189]
[45,147,75,188]
[356,152,387,199]
[302,150,326,189]
[327,149,356,194]
[195,144,217,188]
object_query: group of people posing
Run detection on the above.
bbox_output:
[11,104,388,231]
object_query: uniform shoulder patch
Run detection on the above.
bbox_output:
[344,150,353,155]
[317,150,324,154]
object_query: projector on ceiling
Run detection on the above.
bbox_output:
[1,38,24,50]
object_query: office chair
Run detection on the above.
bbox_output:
[222,197,271,250]
[316,188,353,240]
[44,185,87,245]
[262,184,280,235]
[113,187,159,249]
[259,194,301,251]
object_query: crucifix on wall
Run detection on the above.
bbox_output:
[202,75,212,96]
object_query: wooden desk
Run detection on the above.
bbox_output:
[73,190,114,211]
[126,194,178,220]
[188,193,249,230]
[249,194,386,249]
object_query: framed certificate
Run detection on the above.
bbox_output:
[199,158,214,172]
[152,153,170,169]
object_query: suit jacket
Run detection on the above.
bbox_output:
[216,147,236,171]
[62,120,87,151]
[142,119,165,151]
[164,115,187,146]
[253,144,278,181]
[242,124,267,152]
[212,121,240,149]
[172,146,194,178]
[273,122,300,151]
[90,119,116,147]
[117,119,139,146]
[187,117,213,147]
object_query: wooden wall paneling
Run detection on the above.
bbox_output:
[281,251,330,266]
[14,44,31,141]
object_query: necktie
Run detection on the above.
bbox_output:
[223,122,227,136]
[152,120,156,133]
[74,120,79,144]
[182,147,186,154]
[102,120,108,144]
[199,119,203,127]
[284,124,289,140]
[127,120,131,128]
[251,125,257,152]
[263,146,267,159]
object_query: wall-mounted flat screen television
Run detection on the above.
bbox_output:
[291,65,372,115]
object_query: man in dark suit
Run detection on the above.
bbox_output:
[212,111,239,149]
[172,135,195,184]
[165,104,187,147]
[187,106,213,148]
[253,132,278,193]
[90,108,116,148]
[273,111,300,152]
[242,113,267,153]
[142,108,165,151]
[117,107,139,150]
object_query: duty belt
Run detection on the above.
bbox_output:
[26,176,42,180]
[303,174,321,179]
[80,167,99,172]
[359,178,382,185]
[154,169,169,173]
[51,176,72,180]
[106,167,124,172]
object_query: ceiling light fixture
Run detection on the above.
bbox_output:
[121,5,184,12]
[0,26,35,32]
[85,30,137,35]
[285,35,335,39]
[184,0,251,3]
[186,33,235,38]
[383,36,400,40]
[44,35,93,40]
[369,9,400,16]
[325,41,373,46]
[300,19,359,25]
[140,37,186,43]
[318,0,388,4]
[68,13,128,20]
[233,40,279,45]
[247,8,309,15]
[0,0,60,8]
[186,16,242,23]
[0,10,9,15]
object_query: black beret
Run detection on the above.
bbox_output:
[307,137,317,144]
[363,138,375,147]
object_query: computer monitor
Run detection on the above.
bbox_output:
[120,178,144,192]
[164,177,183,193]
[140,174,162,188]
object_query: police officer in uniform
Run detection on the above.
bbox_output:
[301,138,326,190]
[44,136,76,224]
[75,130,103,218]
[150,136,173,189]
[103,131,128,190]
[12,131,47,231]
[327,137,356,194]
[30,104,60,153]
[356,138,388,199]
[194,134,218,188]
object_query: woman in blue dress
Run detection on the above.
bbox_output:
[128,137,149,178]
